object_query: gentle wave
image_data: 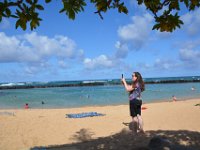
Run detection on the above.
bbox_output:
[82,80,106,84]
[0,82,25,86]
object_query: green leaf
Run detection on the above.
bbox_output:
[68,9,75,20]
[137,0,143,5]
[169,1,180,10]
[183,0,189,8]
[30,19,36,30]
[33,0,38,4]
[152,23,160,30]
[45,0,51,3]
[118,5,128,14]
[96,1,107,12]
[10,15,18,18]
[36,4,44,10]
[15,19,21,29]
[2,13,7,17]
[26,0,33,4]
[5,8,11,17]
[4,0,8,5]
[0,2,4,9]
[59,8,65,13]
[20,20,27,30]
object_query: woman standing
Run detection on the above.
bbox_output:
[121,72,145,133]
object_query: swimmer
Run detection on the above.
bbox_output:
[191,86,196,91]
[172,95,177,102]
[24,103,29,109]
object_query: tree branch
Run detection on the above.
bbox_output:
[107,0,112,8]
[3,0,24,12]
[94,10,103,20]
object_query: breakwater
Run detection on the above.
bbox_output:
[0,76,200,90]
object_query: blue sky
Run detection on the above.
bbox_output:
[0,1,200,82]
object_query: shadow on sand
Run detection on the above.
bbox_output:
[31,123,200,150]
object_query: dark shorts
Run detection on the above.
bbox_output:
[129,99,142,117]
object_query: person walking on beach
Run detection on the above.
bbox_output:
[121,72,145,133]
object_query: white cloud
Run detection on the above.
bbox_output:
[114,13,154,59]
[154,59,174,69]
[138,58,179,71]
[77,49,85,60]
[178,39,200,67]
[0,32,81,63]
[179,48,200,63]
[83,55,114,69]
[156,30,172,38]
[181,9,200,36]
[25,66,41,75]
[117,13,153,50]
[23,33,77,59]
[24,61,50,75]
[0,32,85,75]
[137,63,151,70]
[58,60,67,69]
[0,32,20,62]
[114,41,129,58]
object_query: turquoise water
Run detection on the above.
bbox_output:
[0,82,200,109]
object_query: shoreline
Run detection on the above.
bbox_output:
[0,97,199,110]
[0,98,200,150]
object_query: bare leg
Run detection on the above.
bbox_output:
[132,116,138,133]
[137,114,144,133]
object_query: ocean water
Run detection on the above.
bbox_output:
[0,77,200,109]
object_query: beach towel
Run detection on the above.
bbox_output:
[66,112,105,118]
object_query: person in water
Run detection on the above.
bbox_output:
[24,103,29,109]
[121,72,145,133]
[172,95,177,102]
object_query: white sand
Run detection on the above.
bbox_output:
[0,99,200,150]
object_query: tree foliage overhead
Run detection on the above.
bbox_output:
[0,0,199,32]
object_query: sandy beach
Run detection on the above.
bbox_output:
[0,99,200,150]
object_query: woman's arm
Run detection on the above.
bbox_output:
[121,78,134,92]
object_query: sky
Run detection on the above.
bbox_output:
[0,1,200,83]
